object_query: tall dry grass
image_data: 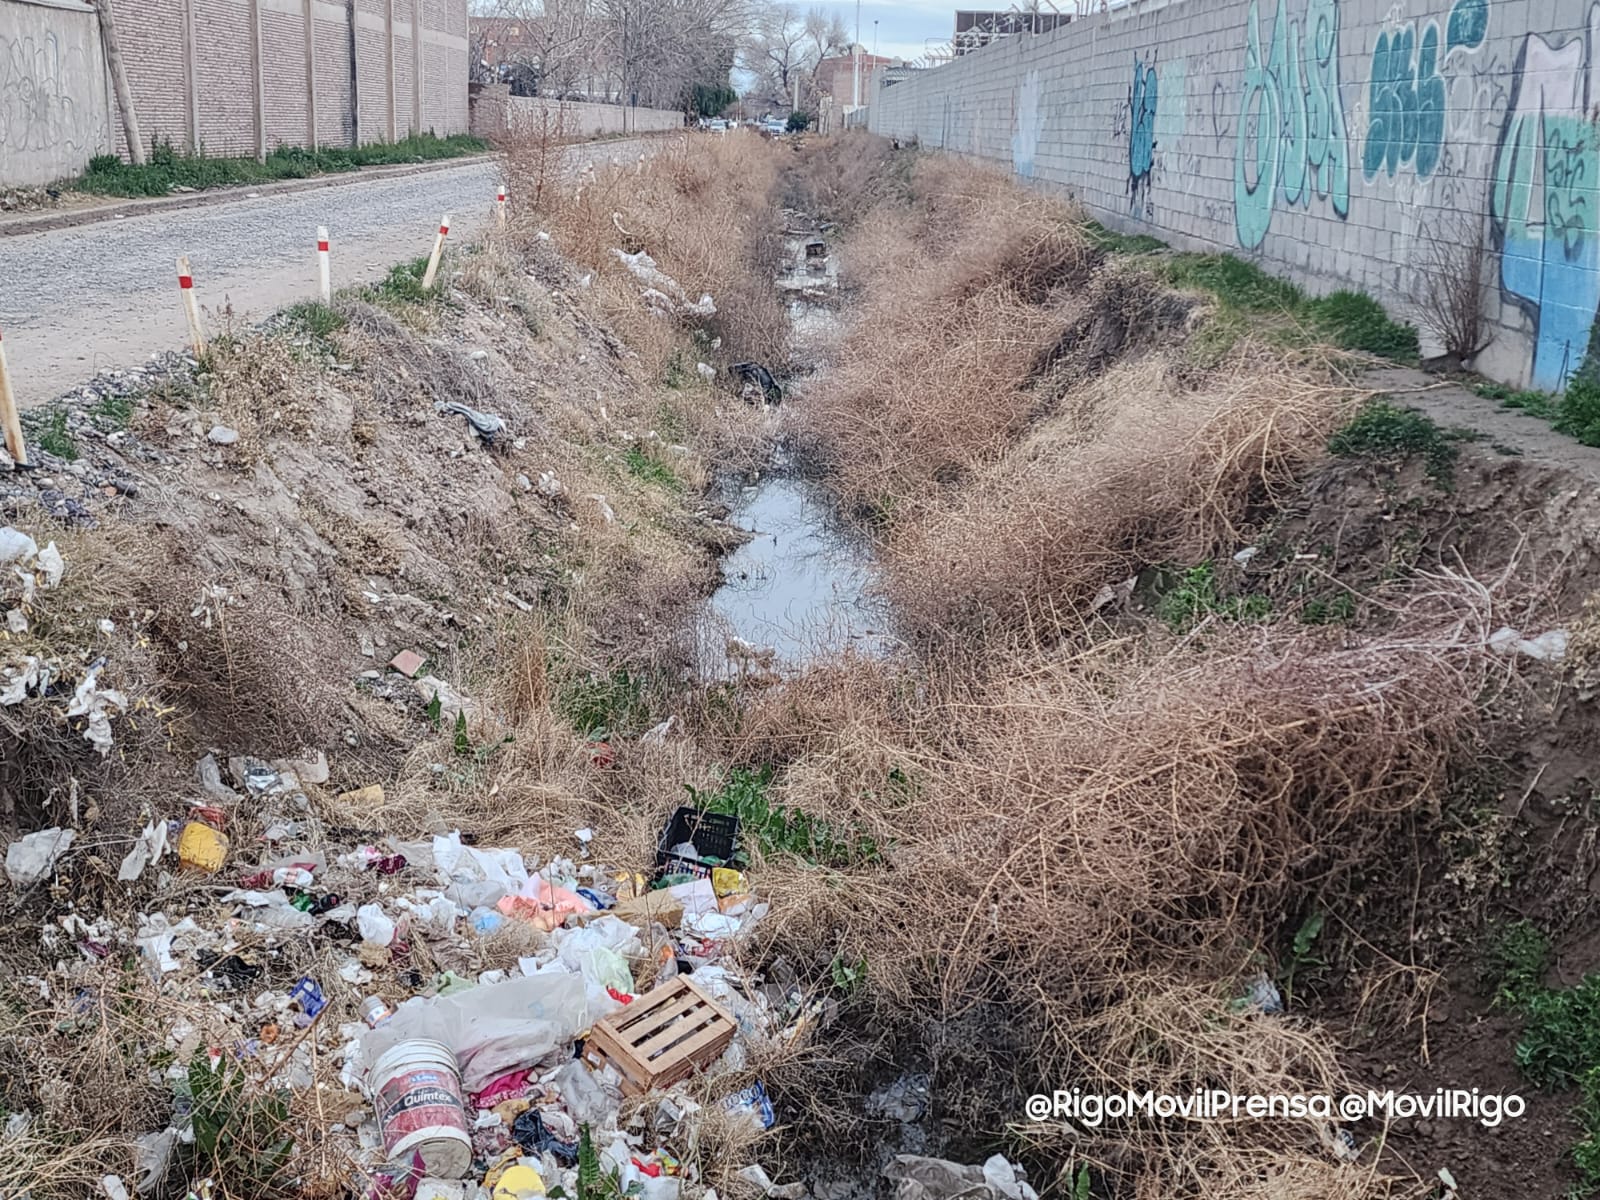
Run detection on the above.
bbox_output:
[713,578,1500,1196]
[800,156,1356,643]
[514,134,790,375]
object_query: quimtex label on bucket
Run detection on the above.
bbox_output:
[379,1067,467,1143]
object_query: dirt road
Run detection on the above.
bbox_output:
[0,139,665,408]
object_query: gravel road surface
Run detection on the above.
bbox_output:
[0,139,661,407]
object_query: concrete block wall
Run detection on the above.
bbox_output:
[867,0,1599,393]
[470,89,685,141]
[0,0,114,187]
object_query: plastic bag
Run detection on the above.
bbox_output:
[361,973,587,1093]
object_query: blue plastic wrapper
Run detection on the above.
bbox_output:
[289,976,326,1020]
[721,1080,775,1129]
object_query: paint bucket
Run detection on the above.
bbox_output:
[369,1039,471,1178]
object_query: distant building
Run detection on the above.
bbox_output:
[471,16,539,71]
[815,51,897,105]
[953,10,1071,55]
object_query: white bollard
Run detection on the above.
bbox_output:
[317,226,331,304]
[496,186,507,231]
[0,325,27,467]
[421,214,451,291]
[177,256,208,359]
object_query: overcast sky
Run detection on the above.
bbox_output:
[819,0,954,63]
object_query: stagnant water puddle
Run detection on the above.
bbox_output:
[701,221,890,675]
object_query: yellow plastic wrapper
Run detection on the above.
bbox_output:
[492,1165,545,1198]
[711,867,745,897]
[177,821,228,872]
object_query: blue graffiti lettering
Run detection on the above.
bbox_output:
[1363,21,1446,181]
[1128,55,1158,212]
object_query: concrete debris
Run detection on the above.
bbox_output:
[207,425,240,445]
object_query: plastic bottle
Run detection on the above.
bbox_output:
[360,995,394,1028]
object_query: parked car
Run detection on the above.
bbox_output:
[708,118,729,134]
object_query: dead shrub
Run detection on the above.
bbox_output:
[885,346,1348,640]
[1402,201,1493,365]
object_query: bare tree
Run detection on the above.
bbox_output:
[743,2,848,109]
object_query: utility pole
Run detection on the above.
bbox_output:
[95,0,146,164]
[852,0,861,107]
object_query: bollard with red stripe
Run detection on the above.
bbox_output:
[0,325,28,467]
[317,226,331,304]
[177,255,209,359]
[496,186,507,231]
[421,213,451,291]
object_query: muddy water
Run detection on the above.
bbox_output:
[701,226,889,674]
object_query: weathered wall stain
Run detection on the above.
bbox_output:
[1492,2,1600,390]
[1012,68,1043,179]
[1234,0,1351,249]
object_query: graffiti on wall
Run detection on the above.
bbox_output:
[1127,55,1159,215]
[1362,0,1489,183]
[1233,0,1350,250]
[1012,69,1043,179]
[0,29,106,162]
[1491,3,1600,391]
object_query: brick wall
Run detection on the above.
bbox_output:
[103,0,468,165]
[866,0,1600,393]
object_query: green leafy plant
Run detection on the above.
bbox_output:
[1488,919,1550,1010]
[830,952,868,995]
[686,767,884,866]
[370,257,435,307]
[1328,400,1460,486]
[624,446,680,491]
[556,666,649,739]
[1071,1163,1092,1200]
[1279,910,1326,1009]
[31,407,77,461]
[182,1055,293,1191]
[1302,290,1419,360]
[1156,561,1270,631]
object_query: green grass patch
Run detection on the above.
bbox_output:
[1488,918,1551,1011]
[1302,290,1419,359]
[687,766,884,867]
[1163,255,1416,362]
[1328,400,1460,486]
[76,133,487,198]
[89,392,134,430]
[25,407,77,460]
[555,666,649,740]
[1556,374,1600,448]
[1155,561,1271,631]
[1166,253,1304,312]
[1299,592,1356,625]
[366,257,435,306]
[284,300,346,340]
[623,446,680,491]
[1082,220,1168,255]
[1476,380,1563,421]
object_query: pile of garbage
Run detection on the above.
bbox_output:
[7,741,831,1200]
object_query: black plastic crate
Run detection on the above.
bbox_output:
[655,806,740,880]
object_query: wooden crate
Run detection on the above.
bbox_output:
[583,975,736,1095]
